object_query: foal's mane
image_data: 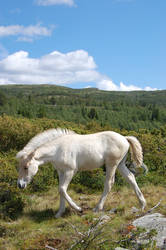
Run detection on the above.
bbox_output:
[16,128,76,159]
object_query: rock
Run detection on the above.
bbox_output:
[98,215,110,225]
[93,214,110,226]
[79,196,85,200]
[109,207,117,214]
[131,206,139,213]
[132,213,166,248]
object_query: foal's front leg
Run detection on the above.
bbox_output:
[56,169,82,218]
[94,165,117,212]
[56,170,66,218]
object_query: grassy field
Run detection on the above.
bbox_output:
[0,184,166,249]
[0,116,166,249]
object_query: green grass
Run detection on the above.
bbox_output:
[0,184,165,249]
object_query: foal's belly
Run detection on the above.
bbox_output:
[77,152,105,171]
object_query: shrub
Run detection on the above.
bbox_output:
[0,152,18,185]
[0,115,40,152]
[0,151,58,194]
[114,172,127,190]
[72,168,105,191]
[29,164,58,193]
[0,183,25,220]
[0,115,85,152]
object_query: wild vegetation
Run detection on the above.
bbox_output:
[0,85,166,249]
[0,85,166,130]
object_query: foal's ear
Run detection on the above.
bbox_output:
[29,152,35,158]
[33,151,41,160]
[16,150,26,159]
[26,152,35,162]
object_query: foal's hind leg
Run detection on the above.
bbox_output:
[118,163,146,210]
[94,164,117,212]
[56,169,82,218]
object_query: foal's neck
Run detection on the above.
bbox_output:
[35,143,58,165]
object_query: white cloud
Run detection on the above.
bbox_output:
[85,85,92,89]
[97,79,119,91]
[0,23,54,42]
[0,49,157,91]
[35,0,75,6]
[119,82,142,91]
[97,79,157,91]
[0,50,98,85]
[144,86,158,91]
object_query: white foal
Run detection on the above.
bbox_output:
[16,128,146,218]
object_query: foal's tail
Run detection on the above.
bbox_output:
[125,136,143,167]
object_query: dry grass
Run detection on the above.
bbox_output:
[0,184,165,249]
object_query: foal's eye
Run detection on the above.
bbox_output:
[24,167,28,170]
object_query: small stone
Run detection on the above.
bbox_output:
[79,196,85,200]
[99,215,110,225]
[131,206,139,213]
[109,208,117,214]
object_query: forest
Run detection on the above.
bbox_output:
[0,85,166,249]
[0,84,166,130]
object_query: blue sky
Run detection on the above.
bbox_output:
[0,0,165,91]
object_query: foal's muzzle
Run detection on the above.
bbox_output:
[17,180,27,189]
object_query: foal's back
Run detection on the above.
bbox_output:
[37,131,129,171]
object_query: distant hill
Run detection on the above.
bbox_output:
[0,84,166,130]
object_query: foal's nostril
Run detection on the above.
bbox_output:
[18,182,25,189]
[18,183,22,189]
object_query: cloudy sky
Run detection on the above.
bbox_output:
[0,0,165,91]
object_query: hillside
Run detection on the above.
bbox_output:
[0,85,166,130]
[0,115,166,249]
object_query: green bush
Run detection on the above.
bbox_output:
[0,152,18,185]
[29,164,58,193]
[114,172,127,189]
[0,151,58,194]
[0,183,25,220]
[0,115,85,152]
[0,115,41,152]
[72,168,105,191]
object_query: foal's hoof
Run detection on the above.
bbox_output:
[140,201,146,211]
[55,211,64,218]
[77,209,83,215]
[55,213,62,218]
[76,206,82,212]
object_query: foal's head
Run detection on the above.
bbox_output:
[17,152,39,189]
